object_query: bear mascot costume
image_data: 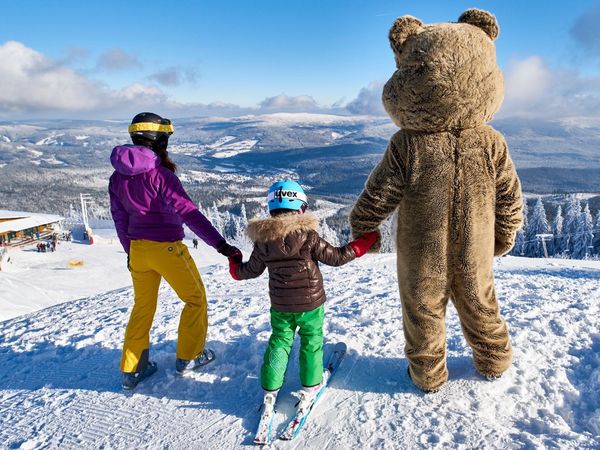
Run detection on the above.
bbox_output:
[350,9,523,392]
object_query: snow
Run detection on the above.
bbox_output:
[41,156,64,165]
[35,134,64,146]
[0,230,222,322]
[207,136,236,148]
[212,139,258,158]
[0,237,599,448]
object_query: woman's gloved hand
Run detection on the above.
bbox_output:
[217,240,243,263]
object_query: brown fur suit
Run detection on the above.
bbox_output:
[349,9,523,391]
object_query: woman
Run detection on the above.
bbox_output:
[109,112,241,390]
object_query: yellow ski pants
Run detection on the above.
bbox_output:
[121,240,208,373]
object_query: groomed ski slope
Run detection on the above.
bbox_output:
[1,244,599,449]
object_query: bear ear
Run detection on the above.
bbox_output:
[389,16,423,54]
[458,8,499,40]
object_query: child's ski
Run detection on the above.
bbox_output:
[253,392,277,445]
[279,342,346,441]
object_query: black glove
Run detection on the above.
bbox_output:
[217,240,242,263]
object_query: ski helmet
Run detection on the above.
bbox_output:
[267,180,308,213]
[128,112,174,148]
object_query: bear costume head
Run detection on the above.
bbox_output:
[382,9,503,132]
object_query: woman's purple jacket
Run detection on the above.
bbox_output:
[109,145,224,254]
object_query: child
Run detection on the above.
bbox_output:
[228,180,377,409]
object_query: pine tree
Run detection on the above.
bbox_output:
[211,202,223,235]
[234,204,252,250]
[511,199,528,256]
[593,210,600,257]
[524,197,550,257]
[222,210,235,240]
[572,203,594,259]
[551,205,563,256]
[320,219,340,247]
[240,203,248,226]
[513,229,525,256]
[379,214,396,253]
[562,195,581,257]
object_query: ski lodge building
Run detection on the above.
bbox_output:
[0,210,64,247]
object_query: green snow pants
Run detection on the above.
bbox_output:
[260,305,324,391]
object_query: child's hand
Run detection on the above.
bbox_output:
[349,231,379,257]
[228,256,241,280]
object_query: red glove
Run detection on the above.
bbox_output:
[349,231,378,257]
[229,257,240,280]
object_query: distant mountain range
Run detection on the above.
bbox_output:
[0,113,599,214]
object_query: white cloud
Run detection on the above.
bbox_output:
[0,41,177,118]
[0,41,106,113]
[503,57,552,103]
[0,41,385,120]
[259,94,319,110]
[345,81,386,115]
[499,56,600,119]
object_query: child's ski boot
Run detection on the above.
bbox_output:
[253,390,279,445]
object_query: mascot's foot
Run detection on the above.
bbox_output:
[475,367,504,382]
[407,367,442,394]
[481,372,502,382]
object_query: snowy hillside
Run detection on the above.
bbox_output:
[0,238,599,449]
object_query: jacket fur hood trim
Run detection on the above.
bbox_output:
[246,213,319,243]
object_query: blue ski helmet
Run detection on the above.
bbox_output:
[267,180,308,213]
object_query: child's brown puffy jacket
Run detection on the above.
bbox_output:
[235,213,356,313]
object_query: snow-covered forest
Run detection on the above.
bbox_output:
[511,195,600,259]
[204,195,600,260]
[70,191,600,261]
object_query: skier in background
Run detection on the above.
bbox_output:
[109,112,242,390]
[192,238,198,249]
[228,181,377,414]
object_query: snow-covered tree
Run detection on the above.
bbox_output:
[551,205,563,256]
[221,210,236,240]
[320,219,340,247]
[379,214,396,253]
[562,195,581,257]
[524,197,550,257]
[572,203,594,259]
[593,210,600,257]
[240,203,248,227]
[512,229,525,256]
[232,204,252,250]
[511,199,529,256]
[211,202,223,235]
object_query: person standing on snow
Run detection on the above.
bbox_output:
[109,112,242,390]
[228,181,377,415]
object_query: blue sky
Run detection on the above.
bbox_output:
[1,0,599,119]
